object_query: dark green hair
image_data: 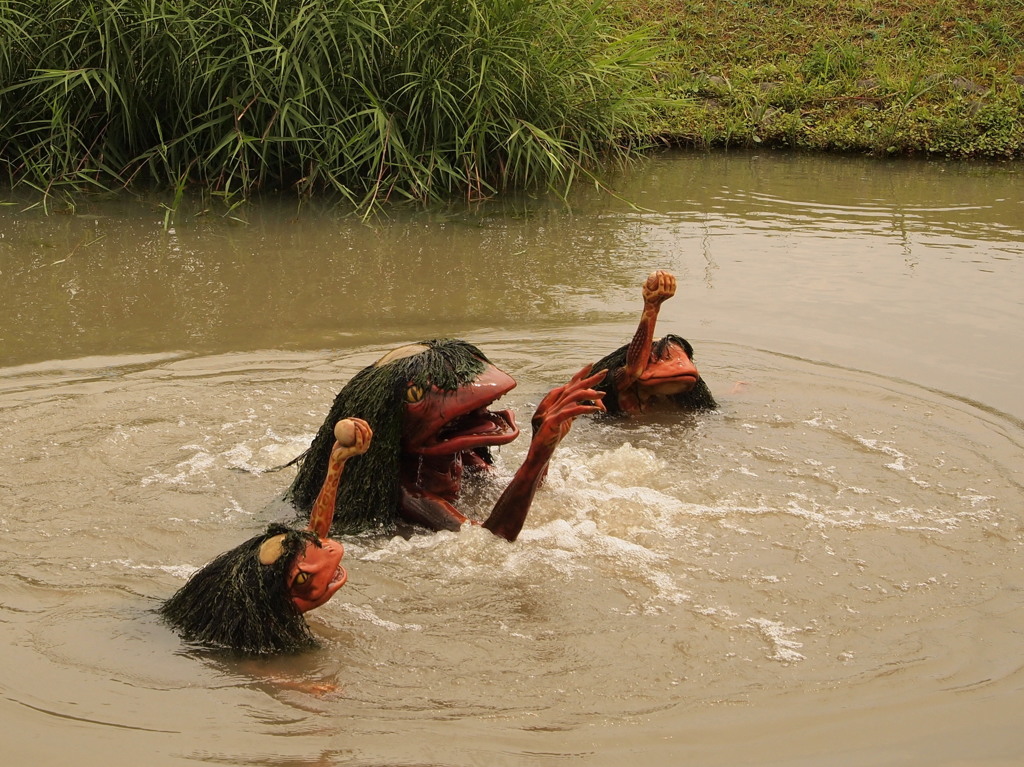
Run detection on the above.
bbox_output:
[286,339,490,534]
[592,334,718,414]
[160,523,320,655]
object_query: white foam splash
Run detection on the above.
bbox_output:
[140,429,312,485]
[855,436,912,472]
[745,617,806,662]
[108,559,197,580]
[141,447,217,486]
[336,603,423,632]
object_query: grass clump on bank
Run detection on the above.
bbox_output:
[0,0,657,209]
[619,0,1024,158]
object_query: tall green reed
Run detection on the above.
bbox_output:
[0,0,657,210]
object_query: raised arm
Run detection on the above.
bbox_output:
[482,366,606,542]
[617,270,676,391]
[308,418,373,538]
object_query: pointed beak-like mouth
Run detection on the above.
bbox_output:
[640,375,698,395]
[638,346,699,394]
[422,406,519,456]
[405,363,522,455]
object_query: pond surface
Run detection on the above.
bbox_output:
[1,151,1022,766]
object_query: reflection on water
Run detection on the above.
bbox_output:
[1,152,1023,766]
[4,152,1021,421]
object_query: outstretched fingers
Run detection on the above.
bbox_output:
[535,366,602,414]
[571,363,608,390]
[533,367,607,444]
[553,366,607,415]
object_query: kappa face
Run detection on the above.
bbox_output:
[286,537,347,613]
[401,361,520,456]
[637,340,700,396]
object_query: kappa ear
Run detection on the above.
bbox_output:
[258,533,287,565]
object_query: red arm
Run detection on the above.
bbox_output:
[308,418,373,539]
[482,366,606,542]
[617,270,676,392]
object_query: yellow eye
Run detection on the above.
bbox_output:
[293,571,311,588]
[405,384,425,403]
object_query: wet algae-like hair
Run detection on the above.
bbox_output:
[287,338,489,534]
[592,334,718,414]
[160,523,320,655]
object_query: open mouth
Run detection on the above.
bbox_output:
[421,406,518,455]
[331,564,348,587]
[403,361,521,456]
[437,406,515,440]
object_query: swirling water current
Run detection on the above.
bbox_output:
[1,151,1022,766]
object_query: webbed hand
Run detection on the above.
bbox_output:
[531,366,608,449]
[483,367,606,542]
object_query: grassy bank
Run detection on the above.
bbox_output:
[0,0,654,210]
[1,1,1020,210]
[620,0,1024,158]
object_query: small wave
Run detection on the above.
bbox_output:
[745,617,807,663]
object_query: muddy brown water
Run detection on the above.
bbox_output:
[1,151,1022,766]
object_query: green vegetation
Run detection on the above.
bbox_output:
[1,1,1021,210]
[618,0,1024,158]
[0,0,656,210]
